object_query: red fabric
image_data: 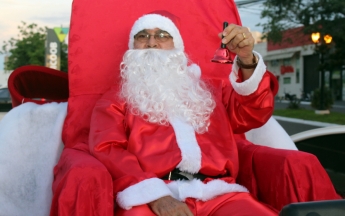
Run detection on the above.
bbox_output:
[50,148,114,216]
[8,65,68,107]
[236,139,342,211]
[64,0,241,148]
[115,192,278,215]
[89,75,273,197]
[51,0,340,215]
[67,0,240,98]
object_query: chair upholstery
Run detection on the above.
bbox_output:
[236,137,341,210]
[62,0,241,149]
[8,65,68,107]
[51,0,341,214]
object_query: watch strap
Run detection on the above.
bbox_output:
[236,54,258,69]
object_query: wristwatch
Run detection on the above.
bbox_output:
[236,54,258,69]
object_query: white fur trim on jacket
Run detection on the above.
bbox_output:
[128,14,184,50]
[167,179,248,201]
[230,51,266,96]
[117,178,173,210]
[168,117,202,174]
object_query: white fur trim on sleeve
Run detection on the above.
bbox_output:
[245,116,298,150]
[167,179,248,201]
[168,117,202,174]
[116,178,173,210]
[230,51,266,96]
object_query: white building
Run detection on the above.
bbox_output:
[253,27,345,101]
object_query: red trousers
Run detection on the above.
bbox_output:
[115,192,278,216]
[51,147,340,215]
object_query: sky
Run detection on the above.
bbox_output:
[0,0,264,72]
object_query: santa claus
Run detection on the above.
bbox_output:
[89,11,278,215]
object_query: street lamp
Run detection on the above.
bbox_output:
[311,32,332,113]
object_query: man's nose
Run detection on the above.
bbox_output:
[146,35,158,48]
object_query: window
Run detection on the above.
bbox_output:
[283,77,291,84]
[271,60,279,66]
[283,58,291,65]
[295,57,300,68]
[296,69,300,83]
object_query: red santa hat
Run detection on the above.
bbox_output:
[128,10,184,50]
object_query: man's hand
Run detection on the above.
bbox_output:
[218,24,254,62]
[148,196,194,216]
[218,24,256,80]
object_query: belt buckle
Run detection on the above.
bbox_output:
[167,170,194,181]
[177,170,194,180]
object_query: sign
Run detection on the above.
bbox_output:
[53,27,69,43]
[45,27,69,70]
[280,65,294,75]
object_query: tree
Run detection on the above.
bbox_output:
[1,22,68,72]
[259,0,345,68]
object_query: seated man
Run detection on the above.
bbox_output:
[89,11,278,215]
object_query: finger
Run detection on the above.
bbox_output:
[181,204,193,216]
[237,36,253,49]
[185,209,194,216]
[226,34,243,50]
[222,25,243,45]
[229,32,253,51]
[222,23,239,37]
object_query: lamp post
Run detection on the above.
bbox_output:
[311,32,332,113]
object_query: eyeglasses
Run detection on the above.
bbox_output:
[134,32,173,43]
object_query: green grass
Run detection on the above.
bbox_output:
[273,109,345,125]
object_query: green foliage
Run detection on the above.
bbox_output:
[274,109,345,125]
[288,98,300,109]
[60,42,68,72]
[1,22,68,72]
[311,88,334,110]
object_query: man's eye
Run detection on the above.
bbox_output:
[137,34,148,39]
[158,33,169,38]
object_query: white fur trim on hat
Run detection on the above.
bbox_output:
[230,51,266,96]
[128,14,184,50]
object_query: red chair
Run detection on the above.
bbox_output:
[5,0,340,215]
[8,65,68,107]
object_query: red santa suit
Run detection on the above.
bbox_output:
[89,44,278,215]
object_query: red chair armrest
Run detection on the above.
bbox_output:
[8,65,68,108]
[50,148,114,215]
[236,139,341,211]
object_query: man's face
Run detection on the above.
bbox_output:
[133,28,175,50]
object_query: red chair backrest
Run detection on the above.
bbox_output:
[63,0,242,149]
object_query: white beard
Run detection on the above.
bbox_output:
[120,49,215,134]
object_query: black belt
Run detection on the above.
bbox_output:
[161,168,223,181]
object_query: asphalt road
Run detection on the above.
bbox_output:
[274,100,345,135]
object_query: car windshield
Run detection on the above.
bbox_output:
[0,88,10,99]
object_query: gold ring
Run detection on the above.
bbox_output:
[242,32,246,39]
